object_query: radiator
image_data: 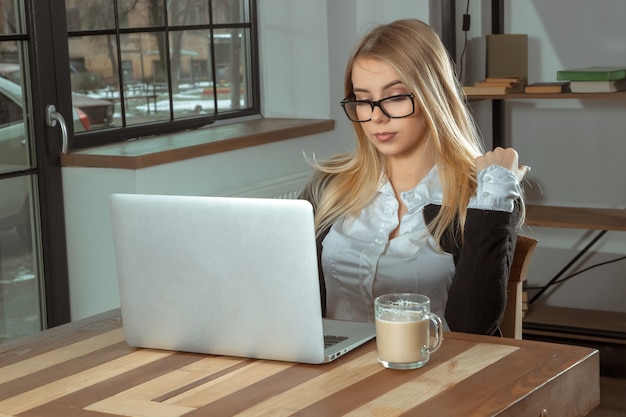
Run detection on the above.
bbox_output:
[219,172,308,200]
[271,189,302,199]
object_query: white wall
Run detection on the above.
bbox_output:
[63,0,626,321]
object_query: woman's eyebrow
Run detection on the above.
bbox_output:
[352,80,405,94]
[383,80,404,90]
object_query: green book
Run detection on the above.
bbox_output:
[557,66,626,81]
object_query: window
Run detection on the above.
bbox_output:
[65,0,259,150]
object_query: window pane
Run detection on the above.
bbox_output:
[70,34,118,89]
[68,35,117,130]
[121,32,171,125]
[66,1,116,31]
[213,28,251,112]
[0,0,26,34]
[170,30,214,119]
[213,0,249,24]
[118,0,165,28]
[169,0,210,26]
[0,38,42,342]
[0,175,43,343]
[0,48,31,173]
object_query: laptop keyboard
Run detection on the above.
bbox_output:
[324,335,349,349]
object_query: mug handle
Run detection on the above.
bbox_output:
[426,312,443,353]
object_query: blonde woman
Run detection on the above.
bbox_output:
[300,19,529,335]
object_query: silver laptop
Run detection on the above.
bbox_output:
[110,193,375,364]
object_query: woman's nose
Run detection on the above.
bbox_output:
[370,104,389,123]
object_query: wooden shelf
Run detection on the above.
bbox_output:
[525,205,626,231]
[524,305,626,344]
[467,91,626,100]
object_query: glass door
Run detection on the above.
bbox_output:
[0,0,70,342]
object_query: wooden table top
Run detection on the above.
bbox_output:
[0,309,599,417]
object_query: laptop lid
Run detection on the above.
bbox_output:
[110,193,375,364]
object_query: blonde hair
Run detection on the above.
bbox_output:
[309,19,488,245]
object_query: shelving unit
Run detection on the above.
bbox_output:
[463,1,626,256]
[460,1,626,344]
[467,91,626,100]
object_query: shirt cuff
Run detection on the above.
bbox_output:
[470,165,521,212]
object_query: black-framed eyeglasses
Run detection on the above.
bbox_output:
[340,93,415,122]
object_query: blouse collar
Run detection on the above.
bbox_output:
[378,165,443,208]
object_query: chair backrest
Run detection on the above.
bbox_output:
[501,234,538,339]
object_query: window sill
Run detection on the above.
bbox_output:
[60,117,335,169]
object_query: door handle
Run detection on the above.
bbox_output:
[46,105,68,154]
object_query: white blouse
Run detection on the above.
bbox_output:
[320,165,522,328]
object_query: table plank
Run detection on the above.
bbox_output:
[338,344,517,417]
[0,349,173,415]
[0,309,122,361]
[0,329,124,385]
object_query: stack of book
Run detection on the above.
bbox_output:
[556,66,626,93]
[463,77,525,95]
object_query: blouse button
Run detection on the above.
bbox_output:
[482,191,491,198]
[484,175,493,183]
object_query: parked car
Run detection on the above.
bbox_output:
[71,93,114,127]
[0,76,89,244]
[0,62,114,128]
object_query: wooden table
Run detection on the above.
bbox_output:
[0,309,600,417]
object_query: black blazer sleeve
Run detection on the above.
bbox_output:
[299,175,330,316]
[424,202,521,335]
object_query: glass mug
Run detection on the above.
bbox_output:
[374,293,443,370]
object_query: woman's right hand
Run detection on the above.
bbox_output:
[476,147,530,182]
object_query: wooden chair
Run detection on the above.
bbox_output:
[501,234,538,339]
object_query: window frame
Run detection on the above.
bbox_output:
[63,0,260,151]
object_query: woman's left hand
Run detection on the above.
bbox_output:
[476,147,530,182]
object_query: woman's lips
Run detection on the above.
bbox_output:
[374,132,396,142]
